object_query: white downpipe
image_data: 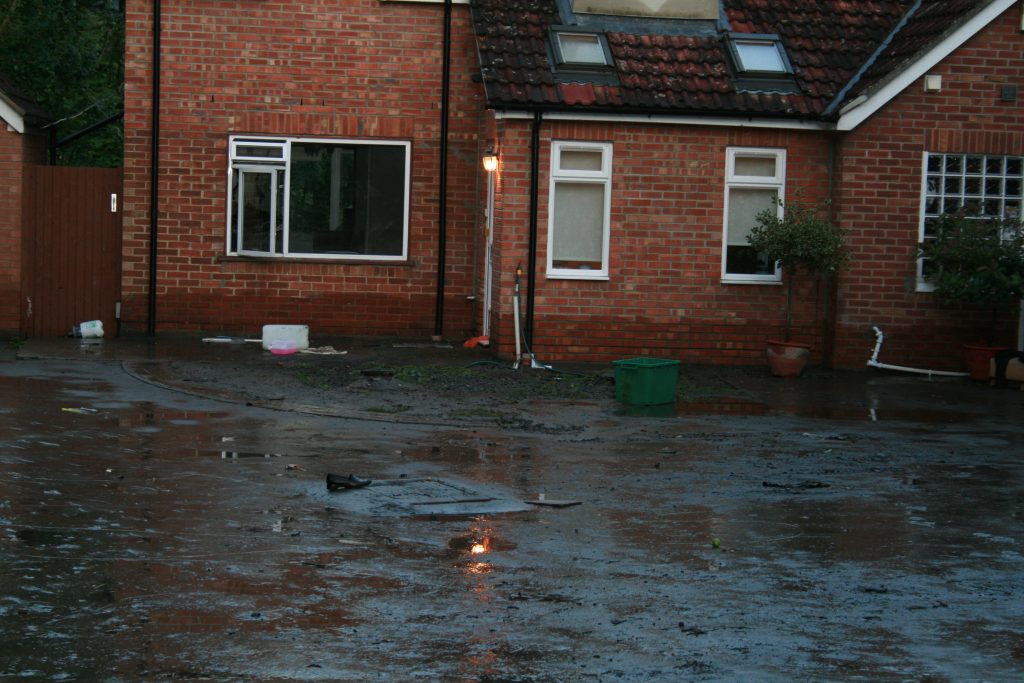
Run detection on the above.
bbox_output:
[512,287,522,369]
[482,170,495,338]
[866,326,968,377]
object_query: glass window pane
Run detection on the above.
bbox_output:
[927,155,943,173]
[552,182,605,269]
[965,156,984,174]
[236,144,284,160]
[734,41,785,72]
[727,187,777,246]
[728,186,777,276]
[560,149,603,172]
[1006,158,1022,176]
[986,157,1004,174]
[289,142,405,256]
[238,170,273,252]
[964,177,982,196]
[945,156,963,173]
[558,33,607,64]
[734,155,776,177]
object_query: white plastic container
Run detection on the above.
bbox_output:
[79,320,104,338]
[261,324,309,352]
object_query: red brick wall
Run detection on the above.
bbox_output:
[0,124,46,335]
[0,125,23,334]
[487,118,835,364]
[834,6,1024,371]
[123,0,484,339]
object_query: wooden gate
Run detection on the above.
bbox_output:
[21,166,122,337]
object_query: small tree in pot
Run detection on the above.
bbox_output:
[747,197,848,376]
[918,213,1024,379]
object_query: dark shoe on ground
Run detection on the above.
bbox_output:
[326,473,372,491]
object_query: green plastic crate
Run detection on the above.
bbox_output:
[612,357,680,405]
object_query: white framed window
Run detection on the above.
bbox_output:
[552,31,613,67]
[729,38,790,74]
[918,152,1023,290]
[227,135,410,260]
[547,141,612,280]
[722,147,786,282]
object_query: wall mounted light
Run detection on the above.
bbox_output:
[923,74,942,92]
[482,147,498,172]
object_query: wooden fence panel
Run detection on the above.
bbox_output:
[21,166,122,337]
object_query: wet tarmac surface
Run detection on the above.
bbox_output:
[1,337,1023,681]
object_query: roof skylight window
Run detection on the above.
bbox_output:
[726,34,792,75]
[734,41,786,73]
[553,30,613,67]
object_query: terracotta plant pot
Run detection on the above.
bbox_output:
[766,340,811,377]
[963,344,1007,381]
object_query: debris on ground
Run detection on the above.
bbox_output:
[326,473,373,491]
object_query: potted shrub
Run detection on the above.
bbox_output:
[747,197,848,376]
[918,213,1024,380]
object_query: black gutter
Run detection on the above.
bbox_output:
[147,0,161,337]
[433,0,453,339]
[525,110,542,349]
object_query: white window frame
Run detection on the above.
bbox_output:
[722,147,786,283]
[226,135,411,261]
[917,151,1024,291]
[546,141,613,280]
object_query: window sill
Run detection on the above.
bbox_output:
[547,272,610,281]
[720,277,782,285]
[220,255,413,266]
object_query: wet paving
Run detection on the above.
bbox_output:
[1,355,1023,681]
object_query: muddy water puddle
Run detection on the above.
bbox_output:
[3,363,1024,681]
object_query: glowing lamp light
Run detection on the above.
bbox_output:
[482,149,498,173]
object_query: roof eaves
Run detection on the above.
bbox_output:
[822,0,923,118]
[835,0,1015,131]
[488,105,834,131]
[0,88,26,134]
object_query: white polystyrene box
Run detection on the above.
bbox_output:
[261,324,309,351]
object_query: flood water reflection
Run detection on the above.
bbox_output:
[1,361,1023,681]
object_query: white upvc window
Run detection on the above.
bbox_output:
[722,147,786,283]
[918,152,1023,290]
[547,141,612,280]
[227,135,411,260]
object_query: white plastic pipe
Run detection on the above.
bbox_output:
[866,326,968,377]
[513,289,522,369]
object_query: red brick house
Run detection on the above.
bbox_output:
[0,74,48,335]
[123,0,1024,371]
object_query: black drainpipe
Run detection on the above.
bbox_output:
[433,0,453,339]
[147,0,161,337]
[524,110,542,348]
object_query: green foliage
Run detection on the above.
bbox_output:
[919,214,1024,308]
[746,197,848,341]
[0,0,123,166]
[747,198,848,277]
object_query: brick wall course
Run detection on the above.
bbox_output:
[124,0,483,338]
[833,6,1024,371]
